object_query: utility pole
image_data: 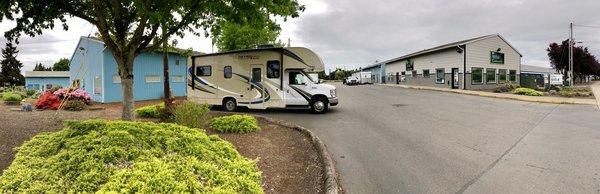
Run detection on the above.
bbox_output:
[569,22,574,86]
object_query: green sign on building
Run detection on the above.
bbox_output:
[490,51,504,64]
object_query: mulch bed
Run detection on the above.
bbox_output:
[0,100,324,193]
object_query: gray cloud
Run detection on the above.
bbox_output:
[293,0,600,71]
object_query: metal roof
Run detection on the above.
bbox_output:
[521,65,556,73]
[25,71,70,78]
[362,34,523,70]
[80,36,203,55]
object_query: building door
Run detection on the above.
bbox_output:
[247,65,265,109]
[452,68,459,89]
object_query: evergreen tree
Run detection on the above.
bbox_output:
[0,42,25,86]
[33,63,52,71]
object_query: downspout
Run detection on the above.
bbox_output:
[457,45,466,90]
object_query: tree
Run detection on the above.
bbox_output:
[52,58,70,71]
[2,0,304,120]
[213,20,283,52]
[33,63,52,71]
[547,40,600,83]
[0,42,25,86]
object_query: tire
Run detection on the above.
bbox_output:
[310,97,328,114]
[222,98,237,112]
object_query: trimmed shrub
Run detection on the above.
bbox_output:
[2,92,22,102]
[134,103,165,118]
[211,115,261,133]
[0,120,263,193]
[172,101,210,128]
[557,87,593,97]
[62,99,85,111]
[514,88,543,96]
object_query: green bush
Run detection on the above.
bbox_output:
[134,103,165,118]
[2,92,22,102]
[62,99,85,111]
[0,120,263,193]
[514,88,543,96]
[211,115,261,133]
[557,87,592,97]
[172,101,210,128]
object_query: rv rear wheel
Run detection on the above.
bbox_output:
[222,98,237,112]
[310,98,328,114]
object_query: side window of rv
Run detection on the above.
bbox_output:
[224,66,232,79]
[196,66,211,76]
[289,72,305,85]
[267,60,280,78]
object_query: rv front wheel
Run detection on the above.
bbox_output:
[222,98,237,112]
[310,98,328,113]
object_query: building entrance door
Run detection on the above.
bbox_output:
[452,68,459,89]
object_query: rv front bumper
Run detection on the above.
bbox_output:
[328,97,338,106]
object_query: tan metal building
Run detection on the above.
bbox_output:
[382,34,522,90]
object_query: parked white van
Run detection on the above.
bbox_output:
[188,46,338,113]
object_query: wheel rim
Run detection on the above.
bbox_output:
[226,101,235,111]
[314,101,325,112]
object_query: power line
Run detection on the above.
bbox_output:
[573,24,600,29]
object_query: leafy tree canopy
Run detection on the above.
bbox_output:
[52,58,69,71]
[0,0,304,120]
[213,20,283,52]
[547,40,600,79]
[0,42,25,86]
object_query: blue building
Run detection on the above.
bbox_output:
[25,71,70,91]
[69,36,189,103]
[362,62,386,83]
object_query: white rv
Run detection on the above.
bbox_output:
[188,47,338,113]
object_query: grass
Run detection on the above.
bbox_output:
[211,115,261,133]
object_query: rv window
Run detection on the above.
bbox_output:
[267,60,280,78]
[224,66,232,79]
[251,68,261,82]
[289,72,305,85]
[196,66,211,76]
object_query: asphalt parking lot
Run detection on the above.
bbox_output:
[248,83,600,193]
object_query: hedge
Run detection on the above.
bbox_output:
[2,92,22,102]
[514,88,543,96]
[134,103,165,118]
[211,115,261,133]
[0,120,263,193]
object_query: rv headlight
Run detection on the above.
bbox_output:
[330,89,337,97]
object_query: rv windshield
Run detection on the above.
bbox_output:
[301,70,317,83]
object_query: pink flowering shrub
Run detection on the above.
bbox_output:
[54,88,91,104]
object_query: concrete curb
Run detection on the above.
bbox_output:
[378,84,597,105]
[253,115,342,194]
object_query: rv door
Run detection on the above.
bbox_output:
[246,65,265,109]
[284,70,310,106]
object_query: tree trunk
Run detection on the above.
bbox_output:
[121,77,135,120]
[162,27,173,114]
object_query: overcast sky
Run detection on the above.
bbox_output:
[1,0,600,73]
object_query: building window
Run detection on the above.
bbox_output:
[423,69,430,78]
[145,75,161,83]
[112,75,121,83]
[498,69,507,83]
[509,70,517,82]
[486,68,496,84]
[196,66,211,76]
[412,70,417,77]
[224,66,232,79]
[267,60,280,78]
[435,68,444,84]
[472,67,483,84]
[175,59,180,66]
[93,75,101,94]
[172,75,184,83]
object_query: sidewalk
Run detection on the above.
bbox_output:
[379,84,598,106]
